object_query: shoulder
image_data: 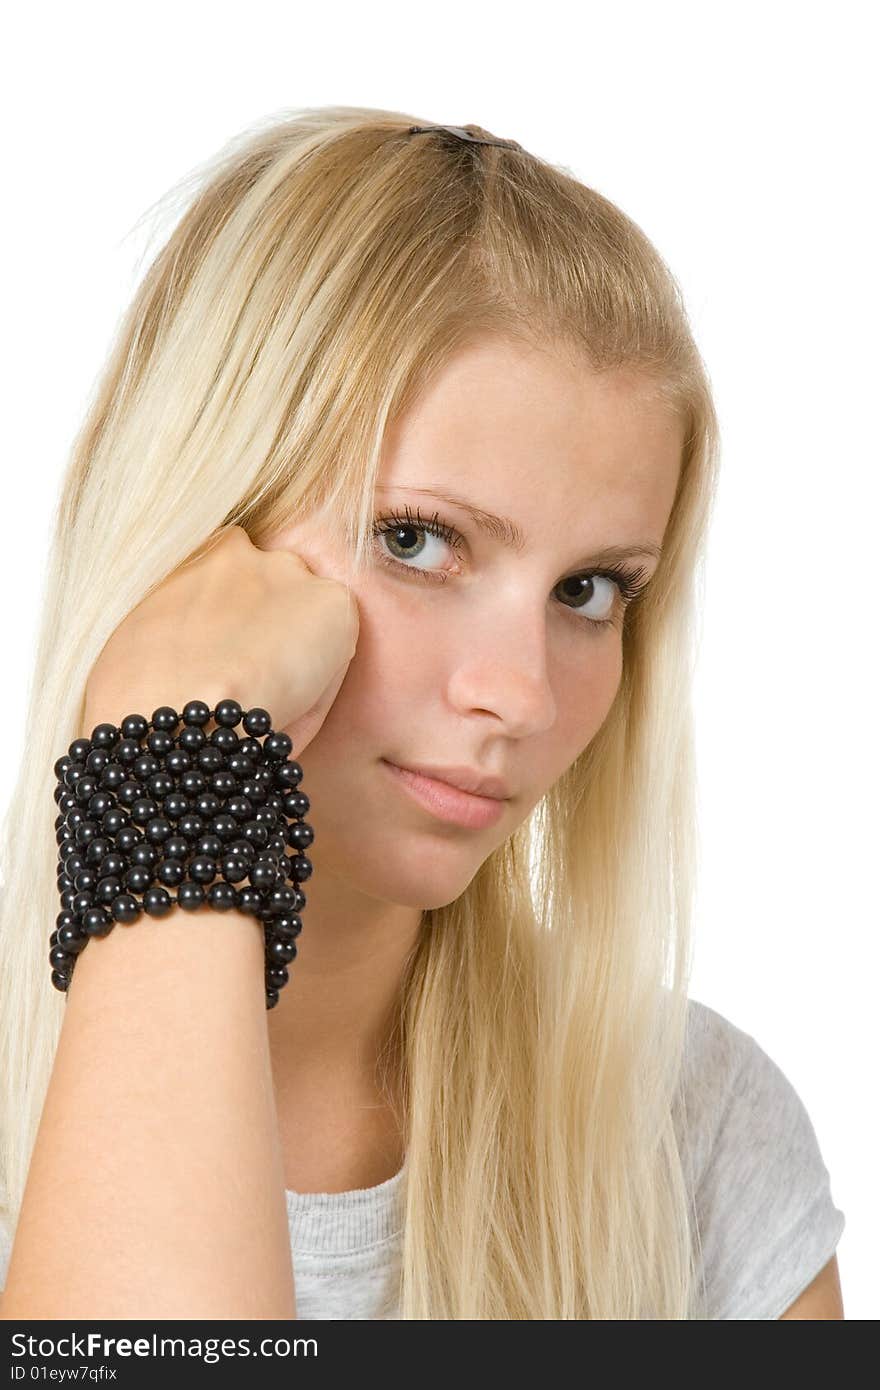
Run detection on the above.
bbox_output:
[675,998,846,1319]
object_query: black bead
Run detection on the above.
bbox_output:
[111,893,140,924]
[94,875,123,905]
[152,706,182,733]
[131,797,159,826]
[178,812,207,840]
[209,727,240,758]
[57,923,88,953]
[243,707,272,738]
[74,775,99,804]
[49,945,74,971]
[242,822,270,852]
[128,843,158,869]
[146,771,176,799]
[117,782,143,809]
[207,882,238,911]
[100,807,129,836]
[90,723,121,750]
[196,832,224,858]
[232,758,260,783]
[84,828,113,861]
[197,746,225,774]
[124,864,154,894]
[268,938,297,965]
[146,729,175,757]
[235,887,264,916]
[144,815,174,844]
[120,713,149,741]
[98,761,128,792]
[265,731,293,761]
[181,699,212,728]
[226,794,254,821]
[227,838,255,861]
[273,913,302,940]
[249,859,278,891]
[157,858,186,887]
[215,698,243,728]
[143,886,175,917]
[290,854,313,882]
[276,761,303,791]
[178,725,207,755]
[165,748,193,776]
[176,881,206,911]
[189,854,217,884]
[194,792,223,819]
[163,791,190,819]
[266,884,297,915]
[133,752,161,781]
[83,907,114,937]
[288,822,314,849]
[221,855,249,883]
[115,825,142,853]
[212,812,240,841]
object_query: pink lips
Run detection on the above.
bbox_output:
[382,760,508,829]
[393,762,511,800]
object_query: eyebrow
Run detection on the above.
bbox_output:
[374,485,663,567]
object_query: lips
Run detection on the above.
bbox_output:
[386,761,511,800]
[382,760,509,829]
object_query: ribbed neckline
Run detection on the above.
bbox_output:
[284,1158,407,1253]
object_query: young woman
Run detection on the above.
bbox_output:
[0,105,844,1319]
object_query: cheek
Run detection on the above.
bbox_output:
[555,639,623,741]
[330,583,429,710]
[361,575,439,648]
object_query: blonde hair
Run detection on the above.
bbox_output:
[0,104,720,1317]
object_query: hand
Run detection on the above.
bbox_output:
[80,524,360,755]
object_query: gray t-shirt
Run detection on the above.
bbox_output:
[0,998,845,1319]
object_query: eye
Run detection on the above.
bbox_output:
[372,505,464,577]
[371,506,652,633]
[554,573,622,627]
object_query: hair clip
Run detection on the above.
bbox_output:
[407,124,523,152]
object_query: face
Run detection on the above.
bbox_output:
[261,336,682,912]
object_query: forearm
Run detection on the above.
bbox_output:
[1,906,297,1320]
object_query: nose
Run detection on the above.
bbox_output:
[446,615,559,738]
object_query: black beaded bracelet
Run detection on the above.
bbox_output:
[50,698,314,1009]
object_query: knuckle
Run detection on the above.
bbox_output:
[214,524,251,552]
[225,524,252,547]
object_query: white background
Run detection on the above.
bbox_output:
[2,0,875,1318]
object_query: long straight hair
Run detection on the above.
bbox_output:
[0,105,720,1317]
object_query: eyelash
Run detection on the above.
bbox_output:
[371,505,652,633]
